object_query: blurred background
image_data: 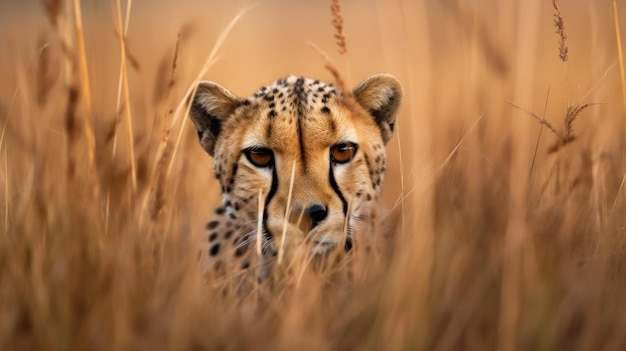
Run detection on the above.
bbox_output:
[1,0,623,213]
[1,1,625,350]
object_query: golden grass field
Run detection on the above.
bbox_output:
[1,0,626,349]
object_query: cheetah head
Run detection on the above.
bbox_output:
[189,74,401,259]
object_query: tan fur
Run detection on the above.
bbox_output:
[189,74,402,278]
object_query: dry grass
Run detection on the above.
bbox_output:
[1,0,626,350]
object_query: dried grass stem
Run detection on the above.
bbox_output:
[552,0,568,62]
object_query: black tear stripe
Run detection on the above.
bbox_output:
[260,164,279,252]
[344,236,353,252]
[296,118,306,169]
[329,165,351,250]
[328,165,348,216]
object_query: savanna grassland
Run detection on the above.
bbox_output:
[1,0,626,350]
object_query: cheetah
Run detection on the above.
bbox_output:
[189,74,402,279]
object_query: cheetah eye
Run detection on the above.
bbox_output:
[330,142,358,164]
[244,147,274,168]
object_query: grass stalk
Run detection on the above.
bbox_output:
[141,6,251,224]
[256,188,264,258]
[278,160,296,265]
[166,6,253,178]
[613,0,626,144]
[113,0,137,192]
[529,88,550,180]
[4,148,8,232]
[70,0,97,172]
[612,0,626,204]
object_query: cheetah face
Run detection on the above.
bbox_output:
[190,74,401,259]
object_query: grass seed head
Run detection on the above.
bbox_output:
[552,0,569,62]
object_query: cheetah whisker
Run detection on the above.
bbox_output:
[233,231,257,250]
[339,201,354,249]
[261,239,275,253]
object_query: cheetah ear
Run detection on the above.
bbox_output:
[189,81,241,156]
[352,74,402,144]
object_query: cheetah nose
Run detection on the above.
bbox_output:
[306,204,328,228]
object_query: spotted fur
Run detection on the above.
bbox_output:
[189,74,402,279]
